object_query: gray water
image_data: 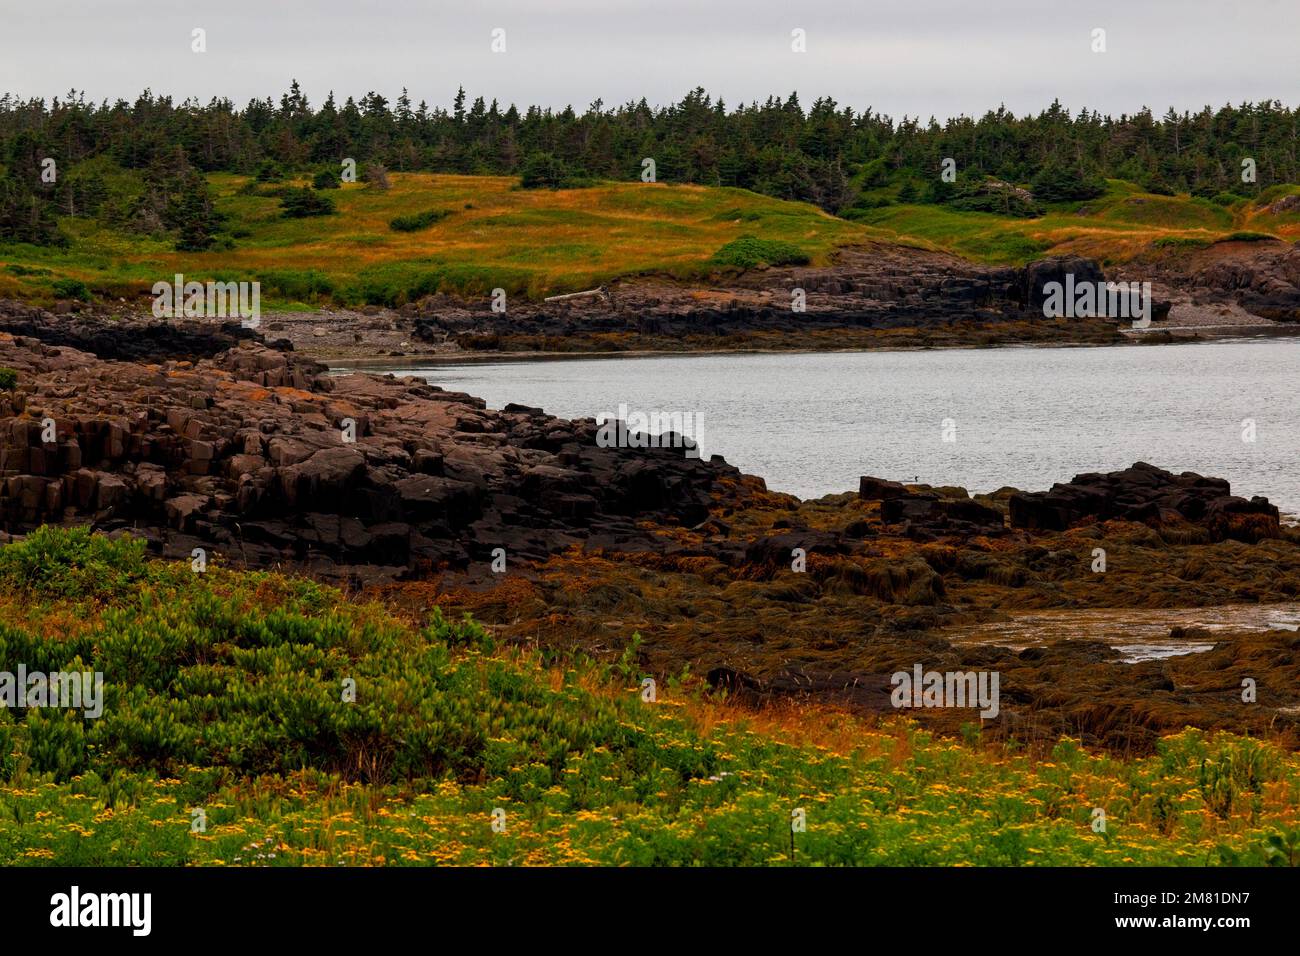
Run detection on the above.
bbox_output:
[354,340,1300,508]
[949,603,1300,663]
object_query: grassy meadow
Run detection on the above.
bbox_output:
[0,169,878,307]
[0,527,1297,867]
[2,166,1300,308]
[853,179,1300,265]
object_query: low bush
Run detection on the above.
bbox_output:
[0,526,149,598]
[389,209,449,232]
[51,277,90,300]
[312,169,341,190]
[711,236,810,269]
[280,187,336,219]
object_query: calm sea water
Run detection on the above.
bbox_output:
[356,340,1300,510]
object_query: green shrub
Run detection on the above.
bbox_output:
[711,236,811,269]
[1030,162,1106,203]
[342,263,531,306]
[520,152,570,190]
[256,268,335,300]
[4,264,52,277]
[424,607,495,652]
[389,209,449,232]
[1153,236,1211,250]
[312,169,341,190]
[0,367,16,390]
[1218,231,1278,243]
[935,177,1043,217]
[51,277,90,301]
[280,187,336,218]
[255,161,285,183]
[26,710,88,781]
[0,526,149,598]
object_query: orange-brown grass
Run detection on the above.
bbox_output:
[857,180,1300,266]
[4,173,884,304]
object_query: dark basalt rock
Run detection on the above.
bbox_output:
[882,493,941,523]
[858,476,911,500]
[744,529,845,571]
[0,304,269,362]
[407,254,1114,349]
[1008,461,1280,542]
[0,309,752,582]
[860,477,1006,536]
[1021,256,1106,311]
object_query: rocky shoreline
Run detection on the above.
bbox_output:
[240,240,1300,361]
[0,306,1298,753]
[17,240,1299,364]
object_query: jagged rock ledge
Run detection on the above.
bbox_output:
[0,315,755,585]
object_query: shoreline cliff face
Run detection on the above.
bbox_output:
[0,307,1298,753]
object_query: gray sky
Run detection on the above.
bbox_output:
[2,0,1296,119]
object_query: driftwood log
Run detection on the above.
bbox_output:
[543,285,609,304]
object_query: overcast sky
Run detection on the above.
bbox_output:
[2,0,1296,120]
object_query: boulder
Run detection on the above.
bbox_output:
[1009,462,1280,541]
[858,476,911,500]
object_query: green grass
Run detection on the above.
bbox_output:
[2,167,1298,308]
[0,167,878,306]
[0,526,1297,866]
[854,178,1300,266]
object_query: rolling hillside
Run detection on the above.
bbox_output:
[0,170,878,307]
[1,167,1299,308]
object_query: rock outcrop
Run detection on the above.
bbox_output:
[1008,461,1280,542]
[0,314,752,583]
[858,477,1006,537]
[0,302,268,362]
[1122,239,1300,325]
[403,249,1125,352]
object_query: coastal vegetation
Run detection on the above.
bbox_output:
[0,526,1297,867]
[0,172,873,305]
[0,168,1297,308]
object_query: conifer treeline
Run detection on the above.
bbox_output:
[2,83,1298,217]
